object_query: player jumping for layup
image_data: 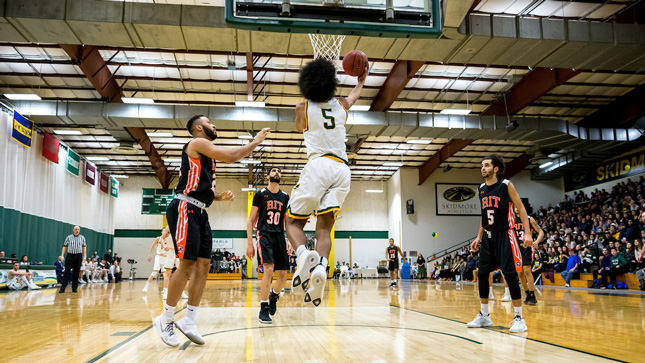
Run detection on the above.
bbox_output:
[286,58,368,307]
[247,167,290,324]
[153,115,269,347]
[468,154,533,333]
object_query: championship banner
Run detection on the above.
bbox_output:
[435,183,481,216]
[11,110,33,148]
[42,132,59,163]
[564,149,645,191]
[99,173,109,194]
[110,177,119,198]
[212,238,233,250]
[66,148,80,176]
[84,161,96,186]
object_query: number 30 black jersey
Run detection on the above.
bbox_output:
[253,188,289,233]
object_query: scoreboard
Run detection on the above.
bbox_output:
[141,188,175,215]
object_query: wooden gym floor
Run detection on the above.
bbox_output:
[1,279,643,362]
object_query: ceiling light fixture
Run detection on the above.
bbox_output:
[235,101,265,108]
[238,134,253,140]
[240,159,262,164]
[506,120,519,132]
[383,162,404,167]
[365,189,384,193]
[4,94,42,100]
[146,132,173,138]
[350,105,371,111]
[241,187,257,192]
[111,175,129,178]
[443,165,452,173]
[406,139,432,144]
[122,97,154,104]
[87,156,109,161]
[164,158,182,163]
[440,109,471,115]
[539,161,553,169]
[53,130,83,135]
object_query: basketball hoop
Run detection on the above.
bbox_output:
[308,33,346,67]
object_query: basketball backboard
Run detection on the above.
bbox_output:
[225,0,441,38]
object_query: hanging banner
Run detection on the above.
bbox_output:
[564,149,645,191]
[84,161,96,186]
[66,148,80,176]
[99,173,109,194]
[11,110,33,148]
[42,132,59,163]
[435,183,481,216]
[110,177,119,198]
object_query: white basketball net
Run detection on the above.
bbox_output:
[308,34,346,67]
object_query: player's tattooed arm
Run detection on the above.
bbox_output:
[530,217,545,247]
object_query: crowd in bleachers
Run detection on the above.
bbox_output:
[210,248,244,273]
[431,176,645,291]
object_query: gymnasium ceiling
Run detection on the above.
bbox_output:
[0,0,644,186]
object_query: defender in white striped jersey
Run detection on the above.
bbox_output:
[286,58,368,307]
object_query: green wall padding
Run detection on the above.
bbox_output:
[0,206,113,264]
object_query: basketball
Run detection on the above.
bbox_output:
[342,50,368,77]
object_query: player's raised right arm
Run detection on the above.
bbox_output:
[295,103,306,133]
[340,63,368,110]
[148,237,159,262]
[191,128,270,163]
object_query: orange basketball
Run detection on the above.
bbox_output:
[342,50,368,77]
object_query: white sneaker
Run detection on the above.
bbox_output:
[565,283,570,287]
[509,315,528,333]
[501,292,512,302]
[467,312,493,328]
[28,283,41,290]
[181,291,189,299]
[162,290,168,300]
[291,250,320,295]
[488,292,495,300]
[303,264,327,307]
[103,277,108,283]
[175,318,205,345]
[142,286,148,293]
[153,315,179,347]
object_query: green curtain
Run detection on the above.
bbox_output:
[0,206,113,264]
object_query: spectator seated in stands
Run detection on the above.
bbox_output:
[560,248,581,287]
[96,259,109,282]
[411,262,418,279]
[6,262,40,290]
[19,255,30,265]
[531,252,543,282]
[602,247,628,289]
[289,252,297,273]
[55,256,64,284]
[581,246,597,273]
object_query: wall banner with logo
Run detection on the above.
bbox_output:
[99,172,109,194]
[84,161,96,186]
[110,177,119,198]
[564,149,645,191]
[11,109,33,148]
[42,132,59,163]
[435,183,481,216]
[66,148,80,176]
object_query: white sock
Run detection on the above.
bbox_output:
[504,287,510,295]
[163,288,168,293]
[320,256,328,267]
[144,282,149,288]
[481,303,490,316]
[184,304,197,324]
[514,306,522,318]
[489,287,493,293]
[296,245,306,257]
[163,302,175,321]
[261,300,269,304]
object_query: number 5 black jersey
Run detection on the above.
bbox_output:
[478,179,513,232]
[253,188,290,233]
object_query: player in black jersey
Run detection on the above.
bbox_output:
[467,154,533,334]
[153,115,269,347]
[513,206,544,305]
[385,238,403,287]
[246,167,290,324]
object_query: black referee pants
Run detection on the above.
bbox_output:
[61,253,83,291]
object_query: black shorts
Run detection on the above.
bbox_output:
[520,245,533,266]
[166,199,212,261]
[388,260,399,271]
[479,230,523,275]
[257,231,289,271]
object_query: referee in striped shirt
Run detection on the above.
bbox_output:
[59,225,87,293]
